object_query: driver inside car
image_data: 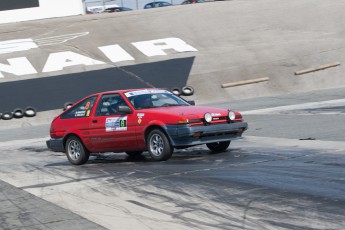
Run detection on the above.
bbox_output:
[134,94,153,109]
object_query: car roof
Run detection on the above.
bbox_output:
[92,88,168,96]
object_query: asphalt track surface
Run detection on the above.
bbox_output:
[1,0,345,229]
[0,87,345,230]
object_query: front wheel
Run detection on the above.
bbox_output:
[206,141,231,153]
[147,129,173,161]
[65,136,90,165]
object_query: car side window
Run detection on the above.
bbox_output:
[96,94,127,116]
[60,96,97,119]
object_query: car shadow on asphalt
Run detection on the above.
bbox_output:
[44,148,242,167]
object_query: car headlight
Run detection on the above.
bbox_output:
[228,111,236,121]
[204,113,212,123]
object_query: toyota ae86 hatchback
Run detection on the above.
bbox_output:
[46,89,248,165]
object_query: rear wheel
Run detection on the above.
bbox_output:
[206,141,231,153]
[147,129,173,161]
[65,136,90,165]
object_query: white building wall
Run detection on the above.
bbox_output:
[0,0,83,24]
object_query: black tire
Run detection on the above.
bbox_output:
[125,151,143,157]
[147,129,173,161]
[1,112,13,120]
[206,141,231,153]
[63,102,74,111]
[182,86,194,96]
[171,87,181,96]
[65,136,90,165]
[24,106,37,117]
[12,108,24,119]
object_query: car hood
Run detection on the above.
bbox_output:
[143,105,230,119]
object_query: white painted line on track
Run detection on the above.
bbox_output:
[0,137,48,147]
[242,98,345,115]
[240,136,345,151]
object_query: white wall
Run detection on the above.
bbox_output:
[0,0,83,24]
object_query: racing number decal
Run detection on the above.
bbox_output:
[106,117,127,132]
[120,119,126,128]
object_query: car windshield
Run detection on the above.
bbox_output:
[125,89,190,110]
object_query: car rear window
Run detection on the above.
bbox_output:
[60,96,97,119]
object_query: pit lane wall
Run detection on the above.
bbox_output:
[0,0,345,119]
[0,0,83,24]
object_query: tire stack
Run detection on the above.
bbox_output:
[63,102,74,111]
[171,86,194,97]
[0,107,37,121]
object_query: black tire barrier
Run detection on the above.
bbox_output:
[24,106,37,117]
[12,108,25,119]
[0,113,2,120]
[1,112,13,120]
[181,86,194,96]
[63,101,74,111]
[171,87,181,96]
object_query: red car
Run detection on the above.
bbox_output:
[46,89,248,165]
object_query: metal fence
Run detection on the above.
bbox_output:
[84,0,189,11]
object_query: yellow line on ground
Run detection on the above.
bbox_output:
[221,77,269,88]
[295,62,340,75]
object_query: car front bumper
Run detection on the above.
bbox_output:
[46,138,64,152]
[163,122,248,147]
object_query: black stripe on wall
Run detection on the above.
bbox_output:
[0,0,39,11]
[0,57,194,112]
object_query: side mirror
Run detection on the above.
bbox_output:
[118,105,132,114]
[187,100,195,105]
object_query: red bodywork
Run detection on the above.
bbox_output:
[48,88,247,155]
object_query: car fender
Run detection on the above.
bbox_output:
[62,128,89,150]
[145,120,167,134]
[143,120,172,144]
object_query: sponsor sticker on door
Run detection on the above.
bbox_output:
[106,116,127,132]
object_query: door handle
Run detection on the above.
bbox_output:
[92,120,98,123]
